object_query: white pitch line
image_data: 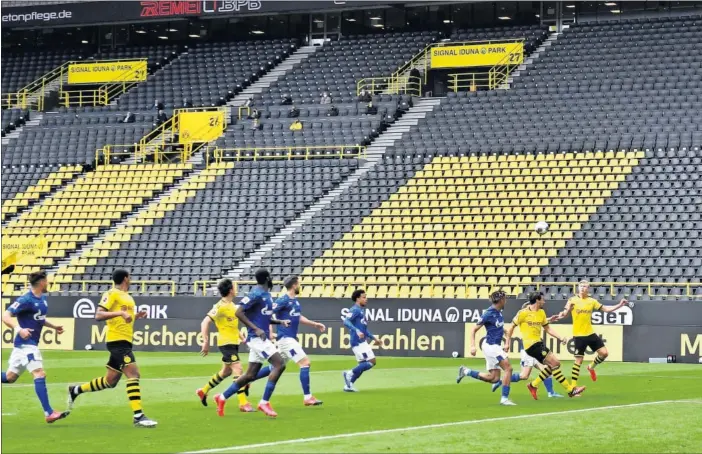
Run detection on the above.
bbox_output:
[181,400,702,454]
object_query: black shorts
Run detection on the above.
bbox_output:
[106,341,136,371]
[573,333,605,356]
[219,344,240,364]
[525,341,551,364]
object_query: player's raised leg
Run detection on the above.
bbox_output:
[588,345,608,381]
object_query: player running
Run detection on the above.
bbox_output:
[196,278,253,412]
[1,271,69,423]
[558,280,632,386]
[504,291,586,399]
[214,269,289,418]
[342,289,380,392]
[491,302,563,398]
[271,275,325,406]
[456,290,517,406]
[67,269,157,427]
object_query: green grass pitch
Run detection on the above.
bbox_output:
[1,350,701,453]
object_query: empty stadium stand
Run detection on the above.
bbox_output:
[1,49,83,95]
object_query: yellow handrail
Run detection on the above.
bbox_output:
[207,145,367,165]
[192,279,702,297]
[356,75,422,96]
[97,142,201,166]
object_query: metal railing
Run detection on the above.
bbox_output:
[448,40,524,92]
[206,145,367,165]
[192,280,702,298]
[5,280,176,296]
[59,87,109,107]
[96,142,200,166]
[356,75,422,96]
[138,106,228,152]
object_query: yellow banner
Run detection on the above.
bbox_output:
[2,234,48,266]
[67,60,147,85]
[464,323,623,361]
[1,318,75,350]
[430,42,524,69]
[178,111,225,144]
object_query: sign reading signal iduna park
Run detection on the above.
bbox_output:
[430,41,524,69]
[67,60,148,85]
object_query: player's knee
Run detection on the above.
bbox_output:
[31,369,46,379]
[599,349,609,358]
[221,365,233,377]
[298,357,311,368]
[551,360,561,370]
[5,372,19,383]
[369,358,376,366]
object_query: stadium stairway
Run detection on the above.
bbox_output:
[225,98,443,284]
[1,112,43,145]
[227,45,319,108]
[506,31,561,89]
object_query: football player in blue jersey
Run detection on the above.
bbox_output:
[456,290,517,406]
[342,289,380,392]
[272,275,326,406]
[214,269,290,418]
[1,271,69,423]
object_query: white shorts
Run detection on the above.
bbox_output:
[352,342,375,362]
[277,337,307,364]
[247,337,279,364]
[520,349,539,368]
[8,344,43,375]
[482,343,507,370]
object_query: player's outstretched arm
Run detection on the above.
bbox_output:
[42,319,64,334]
[543,324,567,345]
[300,315,326,332]
[503,323,517,353]
[199,316,212,356]
[601,298,631,312]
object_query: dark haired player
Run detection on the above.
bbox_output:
[2,271,69,423]
[457,290,517,405]
[196,278,252,412]
[342,289,380,392]
[214,269,289,418]
[272,275,326,406]
[67,269,156,427]
[505,292,586,399]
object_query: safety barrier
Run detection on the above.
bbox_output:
[96,142,201,166]
[206,144,367,165]
[138,106,228,153]
[192,279,702,298]
[448,40,523,92]
[356,75,422,96]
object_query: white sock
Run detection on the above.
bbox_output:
[304,394,312,400]
[259,399,268,405]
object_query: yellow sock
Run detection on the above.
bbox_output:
[590,355,606,369]
[531,366,551,387]
[233,376,249,406]
[571,362,581,387]
[79,376,111,394]
[202,372,224,394]
[126,378,143,418]
[552,368,573,392]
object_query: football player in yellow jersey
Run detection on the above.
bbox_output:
[504,292,586,399]
[558,280,631,386]
[196,278,253,412]
[67,269,157,428]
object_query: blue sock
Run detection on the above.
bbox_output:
[501,385,511,399]
[351,361,374,383]
[262,380,276,402]
[34,378,53,416]
[222,381,241,399]
[1,372,7,383]
[255,366,271,381]
[544,376,555,394]
[300,366,311,395]
[468,369,481,380]
[511,373,521,382]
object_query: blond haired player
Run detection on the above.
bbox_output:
[557,280,632,386]
[68,269,156,427]
[196,278,253,412]
[504,292,586,399]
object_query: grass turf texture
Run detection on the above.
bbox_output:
[1,351,701,453]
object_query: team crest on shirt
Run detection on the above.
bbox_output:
[124,356,132,364]
[121,305,128,312]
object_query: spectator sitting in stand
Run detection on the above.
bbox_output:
[288,105,300,118]
[327,105,339,117]
[358,88,372,103]
[244,97,254,108]
[365,101,378,115]
[153,99,164,110]
[157,109,168,125]
[182,98,194,108]
[320,91,332,105]
[289,119,303,131]
[122,111,135,123]
[251,118,261,131]
[281,94,293,105]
